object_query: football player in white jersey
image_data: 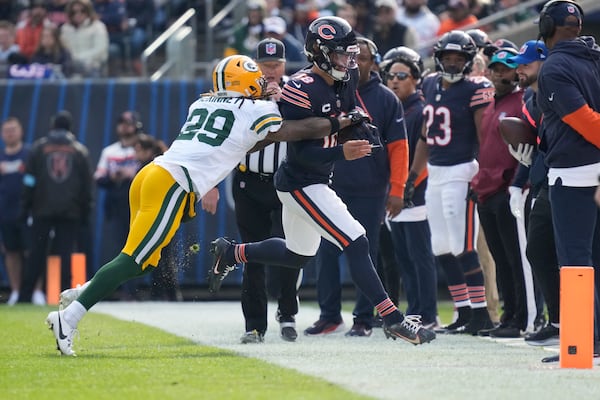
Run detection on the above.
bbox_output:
[45,54,360,356]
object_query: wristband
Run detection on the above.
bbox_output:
[328,117,340,134]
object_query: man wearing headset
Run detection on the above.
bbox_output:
[536,0,600,358]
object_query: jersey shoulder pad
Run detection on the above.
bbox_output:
[281,72,318,110]
[249,100,282,136]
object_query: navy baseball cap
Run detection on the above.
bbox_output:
[256,38,286,63]
[507,40,548,65]
[488,48,518,69]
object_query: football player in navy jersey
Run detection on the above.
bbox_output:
[210,16,436,345]
[405,30,495,334]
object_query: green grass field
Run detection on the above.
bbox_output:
[0,305,371,400]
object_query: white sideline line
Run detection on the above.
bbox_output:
[93,302,600,400]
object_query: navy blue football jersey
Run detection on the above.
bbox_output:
[421,75,494,166]
[275,68,358,191]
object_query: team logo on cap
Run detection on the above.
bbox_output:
[266,43,277,56]
[567,5,575,14]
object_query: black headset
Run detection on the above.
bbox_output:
[538,0,583,40]
[357,37,381,64]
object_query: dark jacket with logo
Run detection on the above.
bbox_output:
[21,129,93,220]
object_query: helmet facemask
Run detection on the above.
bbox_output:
[435,50,473,83]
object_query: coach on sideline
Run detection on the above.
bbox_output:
[536,0,600,352]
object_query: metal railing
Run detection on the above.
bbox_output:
[140,8,196,79]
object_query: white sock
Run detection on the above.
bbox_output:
[78,281,91,291]
[63,301,87,327]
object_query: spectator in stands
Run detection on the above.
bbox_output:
[0,117,31,305]
[352,0,375,38]
[396,0,440,58]
[0,0,21,22]
[262,16,304,64]
[370,0,417,56]
[60,0,109,77]
[0,20,22,65]
[495,0,538,31]
[18,110,93,304]
[336,2,360,34]
[93,0,128,75]
[287,1,318,45]
[94,110,142,300]
[224,0,266,57]
[15,0,54,61]
[125,0,154,76]
[30,25,74,77]
[437,0,479,36]
[46,0,70,27]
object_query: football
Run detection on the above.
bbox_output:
[499,117,537,149]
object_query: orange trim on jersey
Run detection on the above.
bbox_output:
[522,103,536,128]
[292,189,351,248]
[387,139,409,197]
[415,169,428,187]
[562,105,600,149]
[282,83,311,109]
[464,198,476,252]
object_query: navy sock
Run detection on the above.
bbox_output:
[235,238,310,269]
[344,236,402,325]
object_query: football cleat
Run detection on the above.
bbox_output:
[383,315,436,345]
[304,319,345,336]
[240,330,264,344]
[207,237,237,293]
[46,311,77,356]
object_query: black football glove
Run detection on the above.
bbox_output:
[404,172,417,208]
[346,108,371,126]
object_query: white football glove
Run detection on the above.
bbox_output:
[508,143,534,167]
[508,186,527,220]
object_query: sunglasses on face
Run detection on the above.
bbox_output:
[387,71,410,81]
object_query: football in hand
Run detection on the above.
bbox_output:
[499,117,537,149]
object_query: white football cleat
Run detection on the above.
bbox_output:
[46,311,77,356]
[59,281,90,310]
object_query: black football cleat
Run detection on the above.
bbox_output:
[207,237,237,293]
[383,315,436,345]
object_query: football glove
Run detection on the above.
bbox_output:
[338,121,382,150]
[346,108,371,125]
[508,143,534,167]
[403,172,417,208]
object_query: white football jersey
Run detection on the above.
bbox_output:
[154,95,282,197]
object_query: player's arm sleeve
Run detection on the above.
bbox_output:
[387,139,409,196]
[385,99,409,196]
[561,105,600,149]
[295,141,345,163]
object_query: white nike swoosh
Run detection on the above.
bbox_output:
[548,92,554,101]
[292,81,301,88]
[396,117,404,123]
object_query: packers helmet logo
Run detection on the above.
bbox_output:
[243,60,259,72]
[317,24,336,40]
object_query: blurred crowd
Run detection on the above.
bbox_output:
[0,0,544,79]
